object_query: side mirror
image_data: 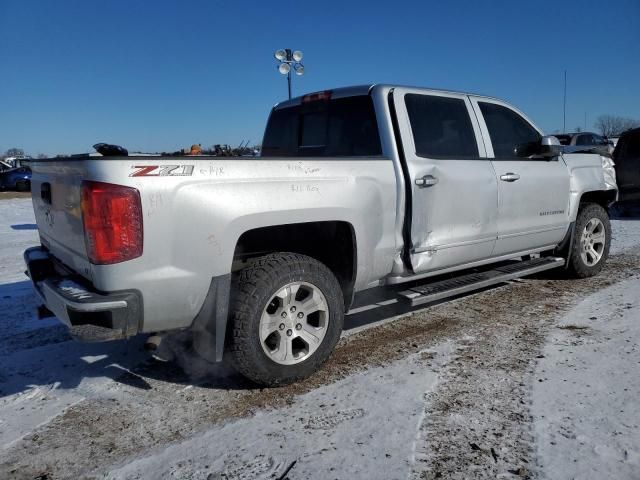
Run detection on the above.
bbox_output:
[514,136,562,159]
[539,135,562,158]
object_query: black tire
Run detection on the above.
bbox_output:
[566,203,611,278]
[229,252,344,386]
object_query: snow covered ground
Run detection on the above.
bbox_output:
[0,198,147,450]
[533,277,640,479]
[1,197,639,480]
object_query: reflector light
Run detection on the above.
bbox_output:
[81,181,143,265]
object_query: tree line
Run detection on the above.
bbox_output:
[594,115,640,137]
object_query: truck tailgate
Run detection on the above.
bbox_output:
[30,160,93,279]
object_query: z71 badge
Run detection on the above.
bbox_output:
[129,165,194,177]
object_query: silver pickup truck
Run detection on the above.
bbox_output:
[24,84,617,386]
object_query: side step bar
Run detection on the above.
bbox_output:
[398,257,565,307]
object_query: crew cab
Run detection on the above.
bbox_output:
[24,84,617,385]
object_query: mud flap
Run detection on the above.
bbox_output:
[190,274,231,362]
[554,221,576,269]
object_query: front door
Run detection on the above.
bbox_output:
[392,88,498,273]
[470,98,571,256]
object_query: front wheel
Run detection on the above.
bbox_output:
[229,253,344,386]
[567,203,611,278]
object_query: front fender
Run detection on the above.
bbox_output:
[564,153,615,221]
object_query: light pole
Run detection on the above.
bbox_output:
[274,49,304,99]
[563,70,567,133]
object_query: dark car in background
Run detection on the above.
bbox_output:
[613,127,640,215]
[0,166,32,191]
[554,131,613,156]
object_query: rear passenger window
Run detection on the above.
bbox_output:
[479,102,541,159]
[405,94,478,159]
[262,95,382,157]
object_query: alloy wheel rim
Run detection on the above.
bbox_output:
[580,218,606,267]
[259,281,329,365]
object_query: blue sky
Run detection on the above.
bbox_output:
[1,0,639,155]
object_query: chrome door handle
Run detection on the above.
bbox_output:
[415,175,439,187]
[500,173,520,182]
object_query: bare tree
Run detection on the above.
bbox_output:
[621,117,640,132]
[595,115,640,137]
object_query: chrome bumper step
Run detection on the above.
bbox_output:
[398,257,565,307]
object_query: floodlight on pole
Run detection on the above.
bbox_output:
[278,63,291,75]
[274,48,304,99]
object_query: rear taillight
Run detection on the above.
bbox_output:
[81,181,143,265]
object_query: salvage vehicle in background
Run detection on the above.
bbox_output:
[554,131,614,156]
[24,84,616,386]
[613,127,640,215]
[0,166,31,191]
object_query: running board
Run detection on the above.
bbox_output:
[398,257,565,307]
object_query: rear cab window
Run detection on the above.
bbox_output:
[477,101,542,159]
[261,95,382,157]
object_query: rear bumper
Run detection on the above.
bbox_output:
[24,246,142,341]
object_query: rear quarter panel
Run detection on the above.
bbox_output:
[83,157,397,332]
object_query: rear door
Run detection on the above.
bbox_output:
[470,98,570,256]
[392,88,498,273]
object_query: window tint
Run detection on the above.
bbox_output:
[479,102,541,159]
[404,94,478,159]
[261,95,382,157]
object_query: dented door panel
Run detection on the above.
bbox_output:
[392,88,498,273]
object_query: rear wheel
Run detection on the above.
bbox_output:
[229,253,344,386]
[567,203,611,278]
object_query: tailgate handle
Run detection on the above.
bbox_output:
[41,183,52,204]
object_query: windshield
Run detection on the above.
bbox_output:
[553,134,571,145]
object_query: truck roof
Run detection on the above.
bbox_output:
[273,83,502,109]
